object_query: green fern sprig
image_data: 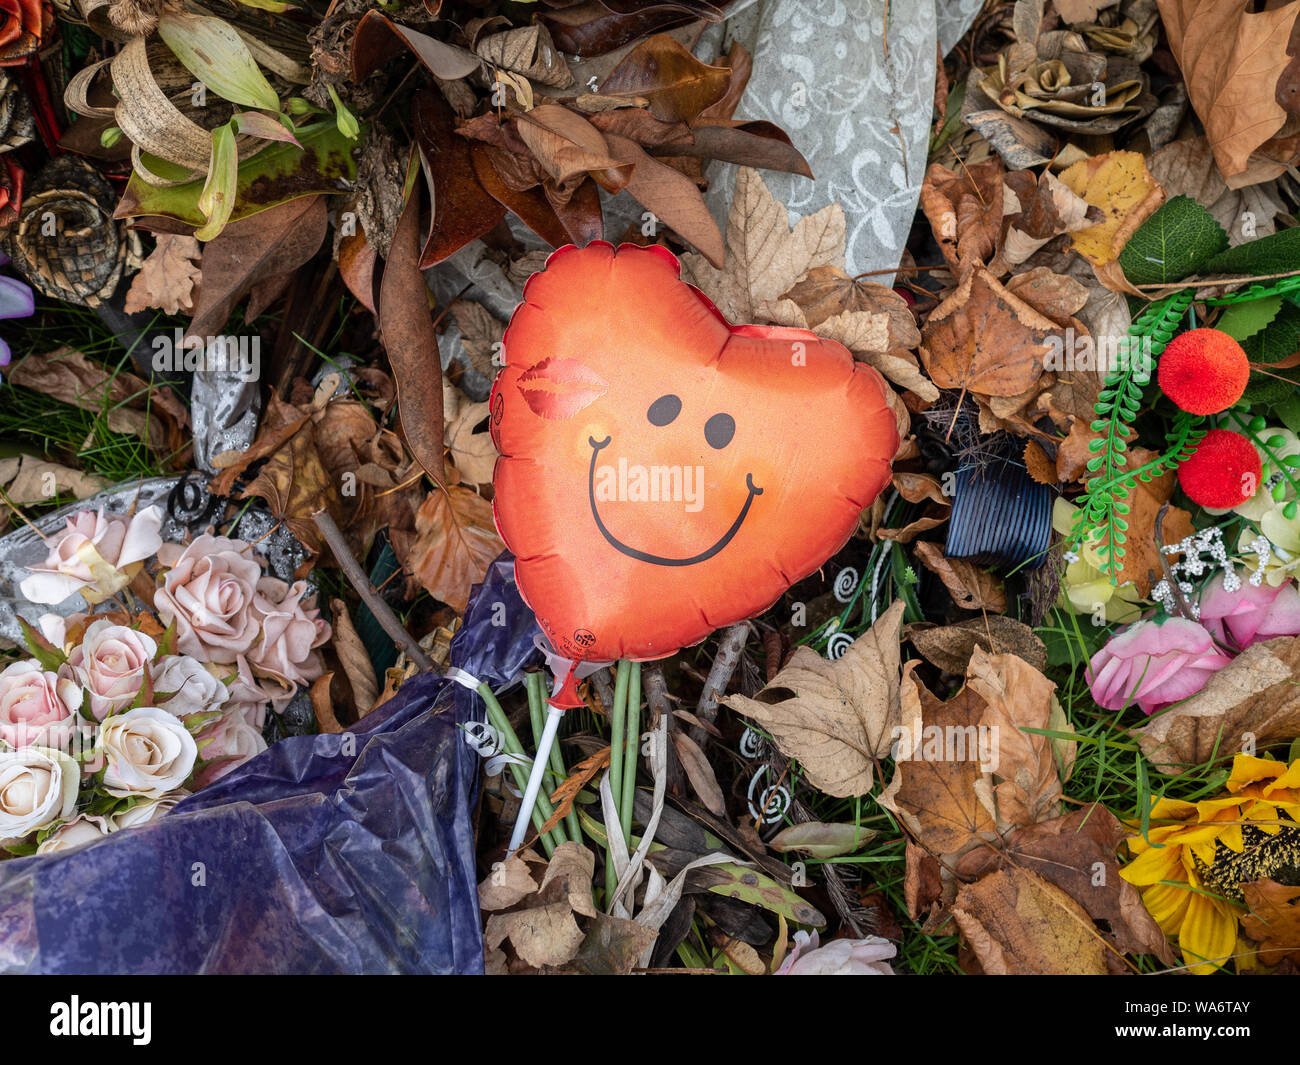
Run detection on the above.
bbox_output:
[1068,288,1196,579]
[1201,273,1300,307]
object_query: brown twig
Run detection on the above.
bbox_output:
[312,509,434,671]
[643,664,684,797]
[690,622,751,748]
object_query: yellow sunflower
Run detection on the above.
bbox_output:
[1120,754,1300,974]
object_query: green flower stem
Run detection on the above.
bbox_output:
[1071,288,1196,579]
[1225,410,1300,518]
[619,661,642,851]
[476,681,562,856]
[606,659,631,894]
[529,670,581,844]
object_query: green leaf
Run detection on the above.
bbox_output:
[157,11,279,111]
[1205,227,1300,277]
[1273,393,1300,436]
[1242,302,1300,405]
[115,120,357,229]
[195,120,239,241]
[17,617,65,671]
[1118,196,1228,285]
[1215,295,1283,342]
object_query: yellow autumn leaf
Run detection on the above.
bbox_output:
[1058,150,1165,268]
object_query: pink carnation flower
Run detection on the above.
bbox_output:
[775,931,896,975]
[1198,572,1300,651]
[1087,617,1233,716]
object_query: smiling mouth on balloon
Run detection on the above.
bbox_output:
[587,435,763,567]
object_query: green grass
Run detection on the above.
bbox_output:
[0,301,185,508]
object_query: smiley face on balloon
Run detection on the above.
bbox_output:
[490,242,898,662]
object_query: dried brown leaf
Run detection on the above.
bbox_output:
[1158,0,1300,180]
[408,486,505,614]
[912,540,1007,612]
[721,601,905,797]
[907,615,1047,675]
[1132,636,1300,774]
[671,730,727,815]
[330,598,377,717]
[542,746,611,836]
[919,268,1055,399]
[951,867,1109,974]
[679,167,844,323]
[878,662,997,863]
[1241,880,1300,965]
[123,234,201,315]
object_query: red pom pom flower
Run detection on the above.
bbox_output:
[1178,428,1261,509]
[1157,328,1249,415]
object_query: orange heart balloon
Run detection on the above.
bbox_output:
[490,242,897,662]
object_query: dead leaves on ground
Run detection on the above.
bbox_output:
[721,601,905,798]
[408,484,505,614]
[865,649,1166,973]
[1157,0,1300,182]
[7,346,189,459]
[480,842,654,974]
[1132,635,1300,774]
[210,370,420,567]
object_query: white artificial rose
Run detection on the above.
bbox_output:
[0,746,79,845]
[153,655,228,718]
[19,505,163,605]
[100,707,198,798]
[110,790,189,831]
[37,814,112,854]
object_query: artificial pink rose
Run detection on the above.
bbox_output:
[194,707,266,786]
[0,660,79,747]
[226,698,267,733]
[61,619,157,721]
[20,505,163,605]
[775,931,896,975]
[1198,572,1300,651]
[1087,617,1233,716]
[153,534,262,663]
[246,578,329,711]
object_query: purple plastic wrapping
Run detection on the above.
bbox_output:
[0,553,540,974]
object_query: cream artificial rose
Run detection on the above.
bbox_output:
[0,746,79,845]
[37,814,112,854]
[0,659,80,748]
[153,655,228,718]
[100,707,198,798]
[62,619,157,722]
[247,578,329,711]
[109,790,188,830]
[19,505,163,605]
[153,535,263,663]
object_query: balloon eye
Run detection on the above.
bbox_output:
[704,413,735,449]
[647,394,682,426]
